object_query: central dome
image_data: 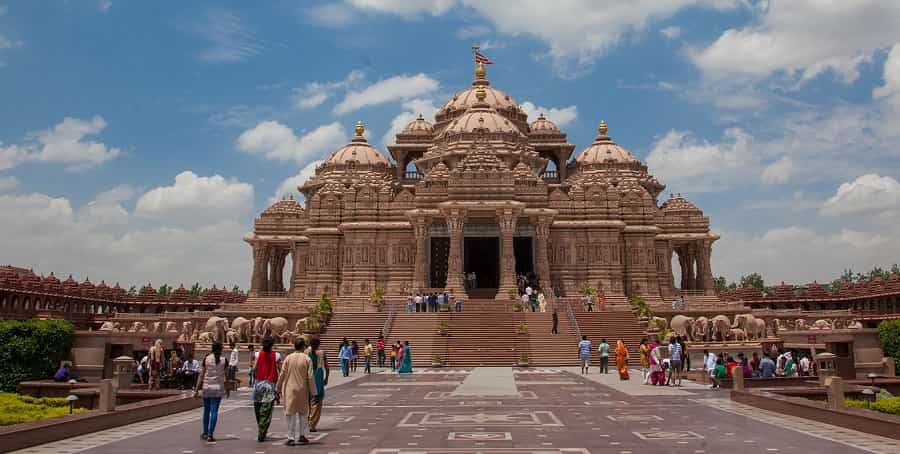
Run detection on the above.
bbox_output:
[444,108,522,135]
[575,121,639,165]
[439,85,519,114]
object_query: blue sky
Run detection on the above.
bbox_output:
[1,1,899,289]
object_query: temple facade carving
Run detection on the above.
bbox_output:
[244,63,718,303]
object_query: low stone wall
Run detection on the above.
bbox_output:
[731,389,900,440]
[0,393,200,451]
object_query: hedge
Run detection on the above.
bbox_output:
[0,319,74,392]
[0,392,84,426]
[878,320,900,365]
[845,396,900,416]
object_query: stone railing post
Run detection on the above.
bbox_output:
[98,378,116,412]
[825,376,846,410]
[884,357,896,377]
[112,355,135,390]
[732,369,745,391]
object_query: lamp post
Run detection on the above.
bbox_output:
[867,372,877,387]
[66,394,79,414]
[861,388,875,409]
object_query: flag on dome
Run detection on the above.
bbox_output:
[474,49,493,64]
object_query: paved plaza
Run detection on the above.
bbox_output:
[13,368,900,454]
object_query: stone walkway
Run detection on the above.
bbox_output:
[13,367,900,454]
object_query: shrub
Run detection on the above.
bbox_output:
[878,320,900,364]
[0,319,74,392]
[0,392,85,426]
[845,396,900,416]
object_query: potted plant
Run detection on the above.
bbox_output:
[508,288,518,300]
[369,287,385,312]
[431,355,444,368]
[517,353,530,367]
[629,295,651,320]
[303,312,322,334]
[436,320,449,336]
[517,321,529,334]
[512,302,524,312]
[317,294,334,322]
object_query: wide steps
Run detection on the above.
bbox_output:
[318,312,387,359]
[575,310,646,366]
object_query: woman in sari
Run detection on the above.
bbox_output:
[639,338,650,382]
[397,340,413,374]
[647,340,663,385]
[307,338,329,433]
[615,340,629,380]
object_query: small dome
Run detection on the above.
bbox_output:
[44,272,60,285]
[324,121,390,166]
[529,113,559,133]
[171,284,190,300]
[575,121,639,165]
[444,109,521,135]
[261,196,304,217]
[660,193,702,214]
[402,114,433,135]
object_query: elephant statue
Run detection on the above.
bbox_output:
[165,321,178,333]
[225,329,240,345]
[747,318,766,340]
[294,318,307,335]
[670,315,694,340]
[812,319,832,330]
[99,321,116,331]
[205,316,229,343]
[710,315,731,342]
[649,316,668,331]
[731,314,758,337]
[129,321,146,332]
[847,319,863,329]
[280,330,297,345]
[730,328,747,342]
[197,331,214,343]
[262,317,289,340]
[795,319,809,330]
[151,321,164,334]
[692,317,710,341]
[231,316,252,342]
[832,319,846,329]
[178,321,194,342]
[251,317,265,342]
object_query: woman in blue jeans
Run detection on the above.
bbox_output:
[194,342,230,442]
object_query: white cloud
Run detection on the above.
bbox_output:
[347,0,456,18]
[98,0,112,13]
[519,101,578,128]
[0,34,22,49]
[689,1,900,84]
[660,26,682,39]
[237,121,347,164]
[135,171,254,223]
[820,174,900,218]
[646,128,754,192]
[0,175,18,192]
[456,25,491,40]
[760,156,792,185]
[292,70,365,110]
[182,9,266,63]
[0,116,121,171]
[333,73,439,115]
[381,98,439,148]
[874,42,900,106]
[306,3,357,27]
[272,160,323,203]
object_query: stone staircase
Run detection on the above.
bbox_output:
[522,311,580,366]
[572,308,646,366]
[318,312,387,359]
[386,313,449,367]
[444,303,520,366]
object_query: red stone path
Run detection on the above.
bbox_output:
[12,368,900,454]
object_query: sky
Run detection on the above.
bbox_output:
[1,0,899,290]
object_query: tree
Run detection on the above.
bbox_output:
[157,283,172,296]
[878,320,900,365]
[739,273,765,292]
[189,282,204,297]
[891,263,900,275]
[713,276,728,292]
[127,285,137,295]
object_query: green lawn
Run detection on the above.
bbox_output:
[0,392,86,426]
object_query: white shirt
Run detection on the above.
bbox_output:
[800,356,810,372]
[525,286,533,296]
[414,295,423,305]
[184,359,201,373]
[229,349,239,367]
[705,353,717,371]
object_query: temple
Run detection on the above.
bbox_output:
[244,62,719,304]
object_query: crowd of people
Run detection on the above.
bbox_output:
[576,336,631,380]
[336,336,414,376]
[405,291,464,313]
[134,342,202,391]
[703,346,814,388]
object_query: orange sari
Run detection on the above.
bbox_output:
[615,340,629,380]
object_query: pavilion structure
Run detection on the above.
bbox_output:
[244,62,719,304]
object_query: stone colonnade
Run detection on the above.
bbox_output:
[248,237,308,296]
[668,238,716,293]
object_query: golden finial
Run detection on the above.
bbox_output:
[355,120,365,136]
[475,86,486,102]
[598,120,608,135]
[475,61,486,79]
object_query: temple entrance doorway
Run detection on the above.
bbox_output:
[464,237,499,295]
[430,237,449,288]
[513,237,534,277]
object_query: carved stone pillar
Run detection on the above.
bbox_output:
[289,243,300,294]
[268,249,287,292]
[412,216,430,291]
[250,244,269,296]
[698,240,715,294]
[445,210,466,293]
[497,209,518,297]
[534,217,552,290]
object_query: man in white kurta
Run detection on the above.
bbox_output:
[276,339,316,445]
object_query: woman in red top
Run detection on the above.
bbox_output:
[725,355,738,378]
[252,336,282,442]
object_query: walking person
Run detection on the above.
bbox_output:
[670,337,683,386]
[538,291,547,312]
[247,344,256,387]
[551,309,559,335]
[615,340,630,380]
[228,342,239,384]
[376,335,386,368]
[598,338,610,374]
[639,338,650,382]
[339,339,352,377]
[363,339,373,374]
[414,293,423,312]
[350,340,359,373]
[252,337,281,442]
[647,340,662,385]
[390,341,399,371]
[397,341,413,374]
[578,335,592,374]
[406,294,414,313]
[307,338,329,433]
[276,338,315,446]
[194,341,230,442]
[148,339,164,390]
[454,295,463,312]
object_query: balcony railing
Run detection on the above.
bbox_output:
[402,171,422,184]
[541,170,560,183]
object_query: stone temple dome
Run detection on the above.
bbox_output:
[261,195,304,217]
[529,113,559,133]
[444,108,522,135]
[574,121,639,165]
[660,193,703,215]
[439,85,520,115]
[402,114,433,135]
[324,121,390,166]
